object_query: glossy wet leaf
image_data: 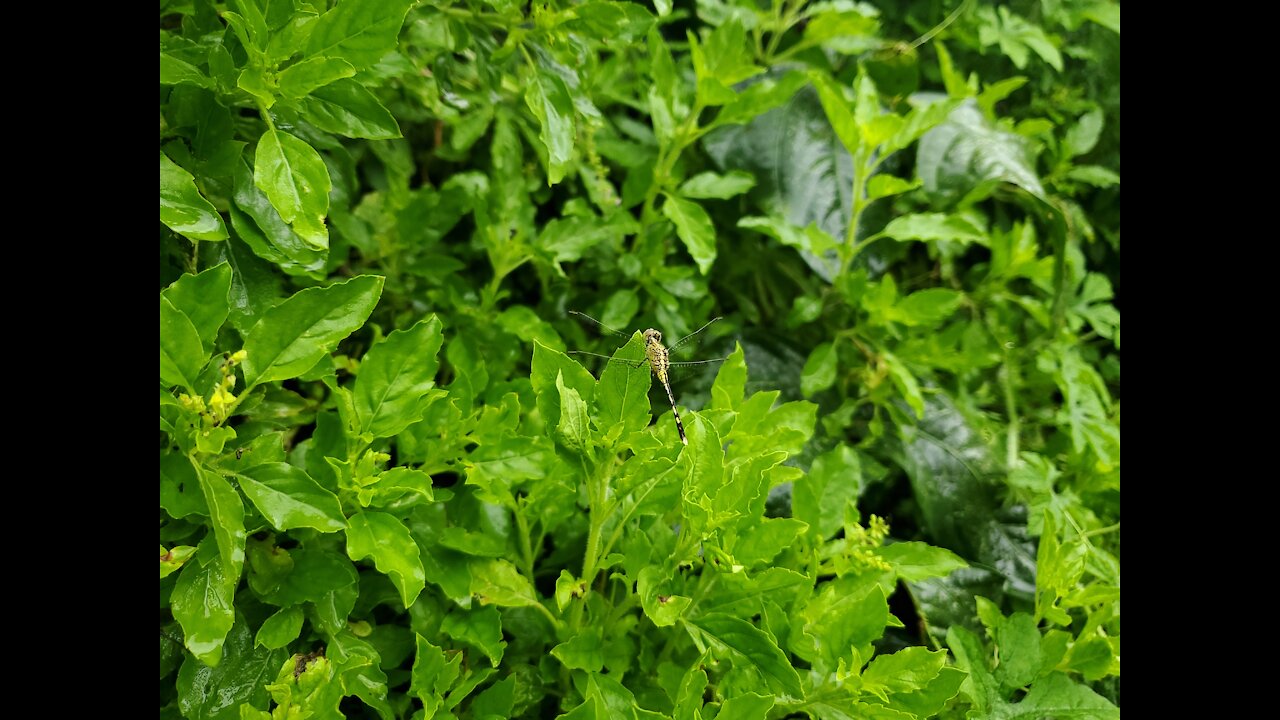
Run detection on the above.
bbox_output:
[171,547,236,666]
[236,463,346,532]
[161,151,228,241]
[918,101,1046,203]
[277,56,356,99]
[176,614,286,719]
[197,466,246,593]
[346,511,426,607]
[160,295,205,390]
[255,605,305,650]
[253,128,331,248]
[241,275,383,388]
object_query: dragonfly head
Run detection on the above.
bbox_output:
[643,328,662,345]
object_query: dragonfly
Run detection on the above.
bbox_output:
[568,311,728,446]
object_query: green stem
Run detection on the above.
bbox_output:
[514,500,537,582]
[839,152,872,277]
[1002,348,1020,468]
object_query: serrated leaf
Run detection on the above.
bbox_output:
[242,275,383,388]
[792,444,861,540]
[354,315,445,438]
[346,511,426,607]
[469,558,539,608]
[662,194,717,274]
[688,614,803,698]
[237,462,346,533]
[161,151,228,241]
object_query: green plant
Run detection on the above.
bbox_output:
[161,1,1119,718]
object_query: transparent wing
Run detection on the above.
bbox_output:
[568,350,648,369]
[668,317,723,352]
[568,310,631,339]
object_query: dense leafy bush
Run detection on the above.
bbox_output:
[161,1,1119,718]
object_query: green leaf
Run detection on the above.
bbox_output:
[637,566,691,627]
[353,315,445,438]
[531,340,596,431]
[709,342,746,411]
[662,194,717,275]
[894,288,964,328]
[469,558,540,608]
[798,577,888,670]
[703,86,849,281]
[197,466,246,593]
[993,611,1043,691]
[688,614,803,698]
[809,72,860,155]
[261,546,358,607]
[441,605,505,667]
[303,0,414,70]
[792,444,861,540]
[346,511,426,607]
[276,56,356,99]
[874,541,968,582]
[718,693,774,720]
[253,128,331,249]
[552,627,605,672]
[555,370,592,454]
[880,213,988,246]
[411,634,462,715]
[1065,165,1120,187]
[255,605,304,649]
[679,170,755,199]
[799,341,837,397]
[866,174,921,200]
[161,151,228,241]
[161,544,196,578]
[998,672,1119,719]
[171,544,236,666]
[230,159,327,275]
[595,331,652,438]
[241,274,383,388]
[861,647,948,701]
[525,70,576,185]
[160,52,213,89]
[176,613,286,718]
[918,101,1046,202]
[162,263,232,351]
[160,295,206,390]
[236,462,346,533]
[299,79,402,139]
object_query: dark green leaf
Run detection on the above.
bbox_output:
[176,613,286,719]
[917,101,1046,202]
[161,151,228,242]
